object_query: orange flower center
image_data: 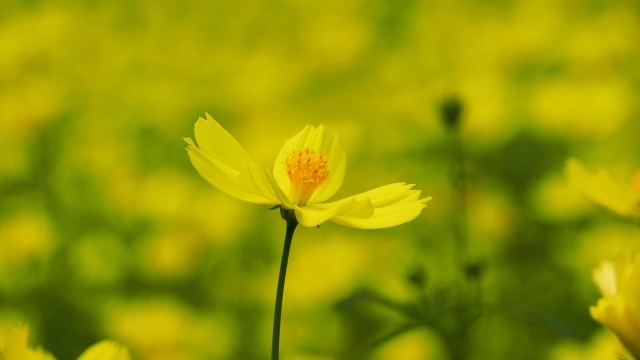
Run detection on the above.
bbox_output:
[285,148,329,205]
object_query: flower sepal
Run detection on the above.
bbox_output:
[279,207,298,225]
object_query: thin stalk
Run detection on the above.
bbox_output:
[272,210,298,360]
[442,98,480,360]
[449,128,469,270]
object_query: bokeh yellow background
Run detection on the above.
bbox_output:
[1,0,639,359]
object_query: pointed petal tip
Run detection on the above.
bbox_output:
[183,137,195,146]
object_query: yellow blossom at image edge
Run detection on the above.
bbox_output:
[0,325,131,360]
[566,158,640,219]
[78,340,132,360]
[185,114,431,228]
[591,252,640,358]
[0,325,54,360]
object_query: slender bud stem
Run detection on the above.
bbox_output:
[442,96,468,272]
[272,209,298,360]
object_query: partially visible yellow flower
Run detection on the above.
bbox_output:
[550,329,628,360]
[0,325,54,360]
[185,114,431,228]
[566,158,640,220]
[77,341,131,360]
[0,325,131,360]
[591,251,640,358]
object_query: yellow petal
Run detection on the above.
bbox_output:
[273,124,346,205]
[263,169,295,209]
[235,162,281,205]
[185,117,279,205]
[621,254,640,329]
[1,325,55,360]
[593,261,618,297]
[612,251,634,296]
[294,197,374,227]
[193,113,255,170]
[2,325,29,360]
[355,183,425,207]
[332,201,428,229]
[77,341,131,360]
[566,158,640,219]
[331,183,432,229]
[591,296,640,358]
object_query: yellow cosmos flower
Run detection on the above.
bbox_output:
[566,158,640,220]
[591,252,640,358]
[0,325,131,360]
[184,114,431,228]
[77,341,131,360]
[0,325,54,360]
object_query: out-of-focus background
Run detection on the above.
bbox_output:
[1,0,639,359]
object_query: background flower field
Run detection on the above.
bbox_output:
[1,0,639,359]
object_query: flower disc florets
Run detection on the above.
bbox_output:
[285,148,329,205]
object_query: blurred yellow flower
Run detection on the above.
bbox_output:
[77,341,131,360]
[185,114,431,228]
[550,329,628,360]
[591,252,640,358]
[0,213,53,269]
[0,325,54,360]
[0,325,130,360]
[107,300,231,360]
[372,329,445,360]
[566,158,640,220]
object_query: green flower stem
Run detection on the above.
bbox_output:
[272,209,298,360]
[449,125,468,269]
